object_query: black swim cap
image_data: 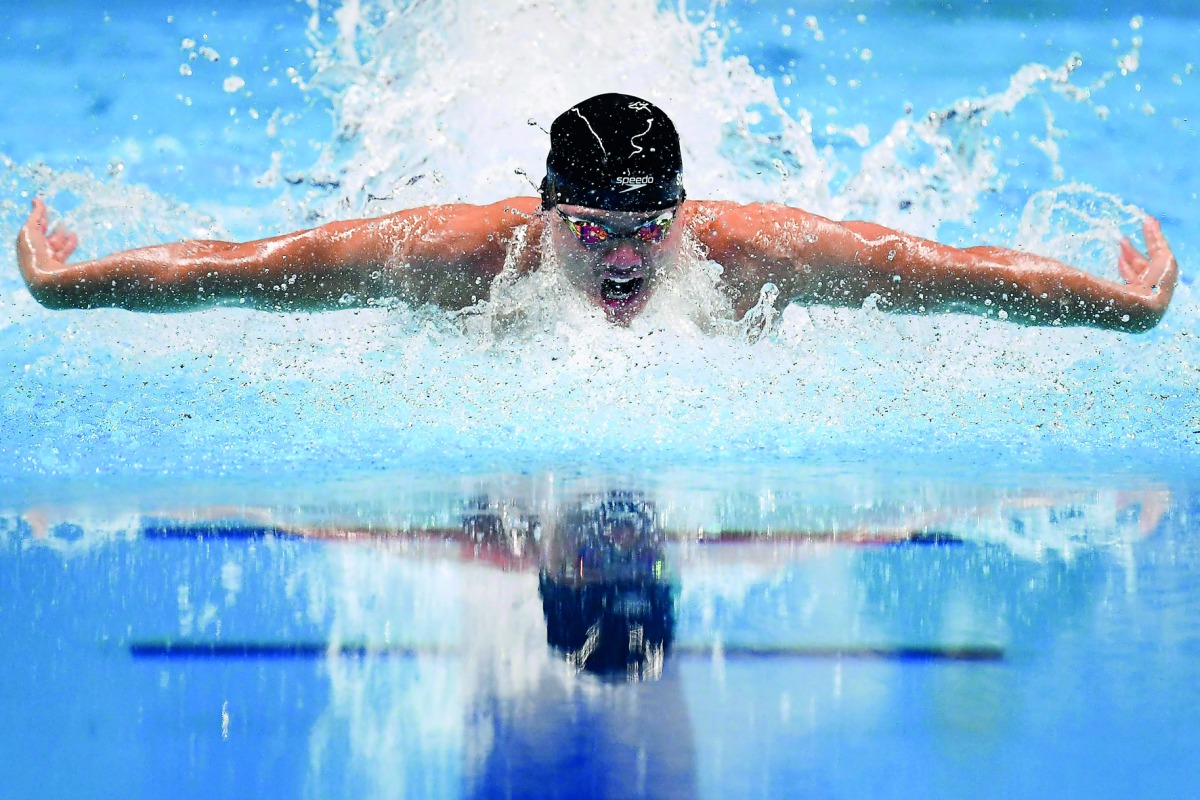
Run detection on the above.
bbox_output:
[540,93,685,213]
[539,574,675,681]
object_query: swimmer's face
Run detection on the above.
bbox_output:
[543,494,664,586]
[549,204,683,324]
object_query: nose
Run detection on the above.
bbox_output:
[602,242,643,272]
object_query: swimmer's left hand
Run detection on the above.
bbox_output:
[1116,216,1178,329]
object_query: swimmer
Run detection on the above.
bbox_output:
[15,93,1178,331]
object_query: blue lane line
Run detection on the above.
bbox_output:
[128,641,1003,662]
[674,644,1003,661]
[129,641,424,658]
[139,521,297,539]
[136,522,966,545]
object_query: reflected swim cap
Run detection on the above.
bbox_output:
[540,93,685,213]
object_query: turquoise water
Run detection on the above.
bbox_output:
[1,0,1198,797]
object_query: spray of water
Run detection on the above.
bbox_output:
[0,0,1195,482]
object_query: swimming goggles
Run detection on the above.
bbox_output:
[556,208,676,245]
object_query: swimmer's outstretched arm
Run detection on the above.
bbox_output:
[694,202,1178,333]
[15,197,538,311]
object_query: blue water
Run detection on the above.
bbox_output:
[2,470,1198,798]
[1,0,1198,797]
[2,0,1198,482]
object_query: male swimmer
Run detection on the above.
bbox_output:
[15,93,1178,331]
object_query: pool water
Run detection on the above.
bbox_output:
[1,0,1198,797]
[2,470,1198,798]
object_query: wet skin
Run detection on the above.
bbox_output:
[16,196,1178,332]
[549,203,684,325]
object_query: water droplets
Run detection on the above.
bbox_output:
[1117,52,1139,76]
[803,15,824,41]
[3,0,1195,478]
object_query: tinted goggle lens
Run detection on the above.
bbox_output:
[633,219,669,243]
[573,220,610,244]
[561,211,674,245]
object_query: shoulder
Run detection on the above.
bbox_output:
[680,200,835,262]
[334,197,541,271]
[376,197,541,240]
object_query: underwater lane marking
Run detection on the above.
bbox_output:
[674,644,1004,662]
[141,521,298,540]
[137,523,964,545]
[127,641,1003,662]
[129,641,430,658]
[688,529,964,545]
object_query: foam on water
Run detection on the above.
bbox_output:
[0,0,1196,482]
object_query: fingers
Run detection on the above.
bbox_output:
[61,233,77,261]
[1117,238,1146,282]
[1142,215,1179,291]
[1134,216,1179,316]
[1142,215,1175,267]
[15,202,50,285]
[22,199,81,264]
[1118,217,1178,298]
[29,197,48,234]
[47,228,78,261]
[16,200,47,258]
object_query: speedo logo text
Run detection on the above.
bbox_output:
[615,175,654,192]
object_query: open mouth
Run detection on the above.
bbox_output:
[600,276,644,304]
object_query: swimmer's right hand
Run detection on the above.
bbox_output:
[15,198,78,305]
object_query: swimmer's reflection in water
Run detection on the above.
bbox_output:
[537,493,674,681]
[459,492,695,799]
[463,490,675,681]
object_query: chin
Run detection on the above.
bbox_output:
[604,301,650,325]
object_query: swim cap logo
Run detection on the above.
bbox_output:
[616,175,654,193]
